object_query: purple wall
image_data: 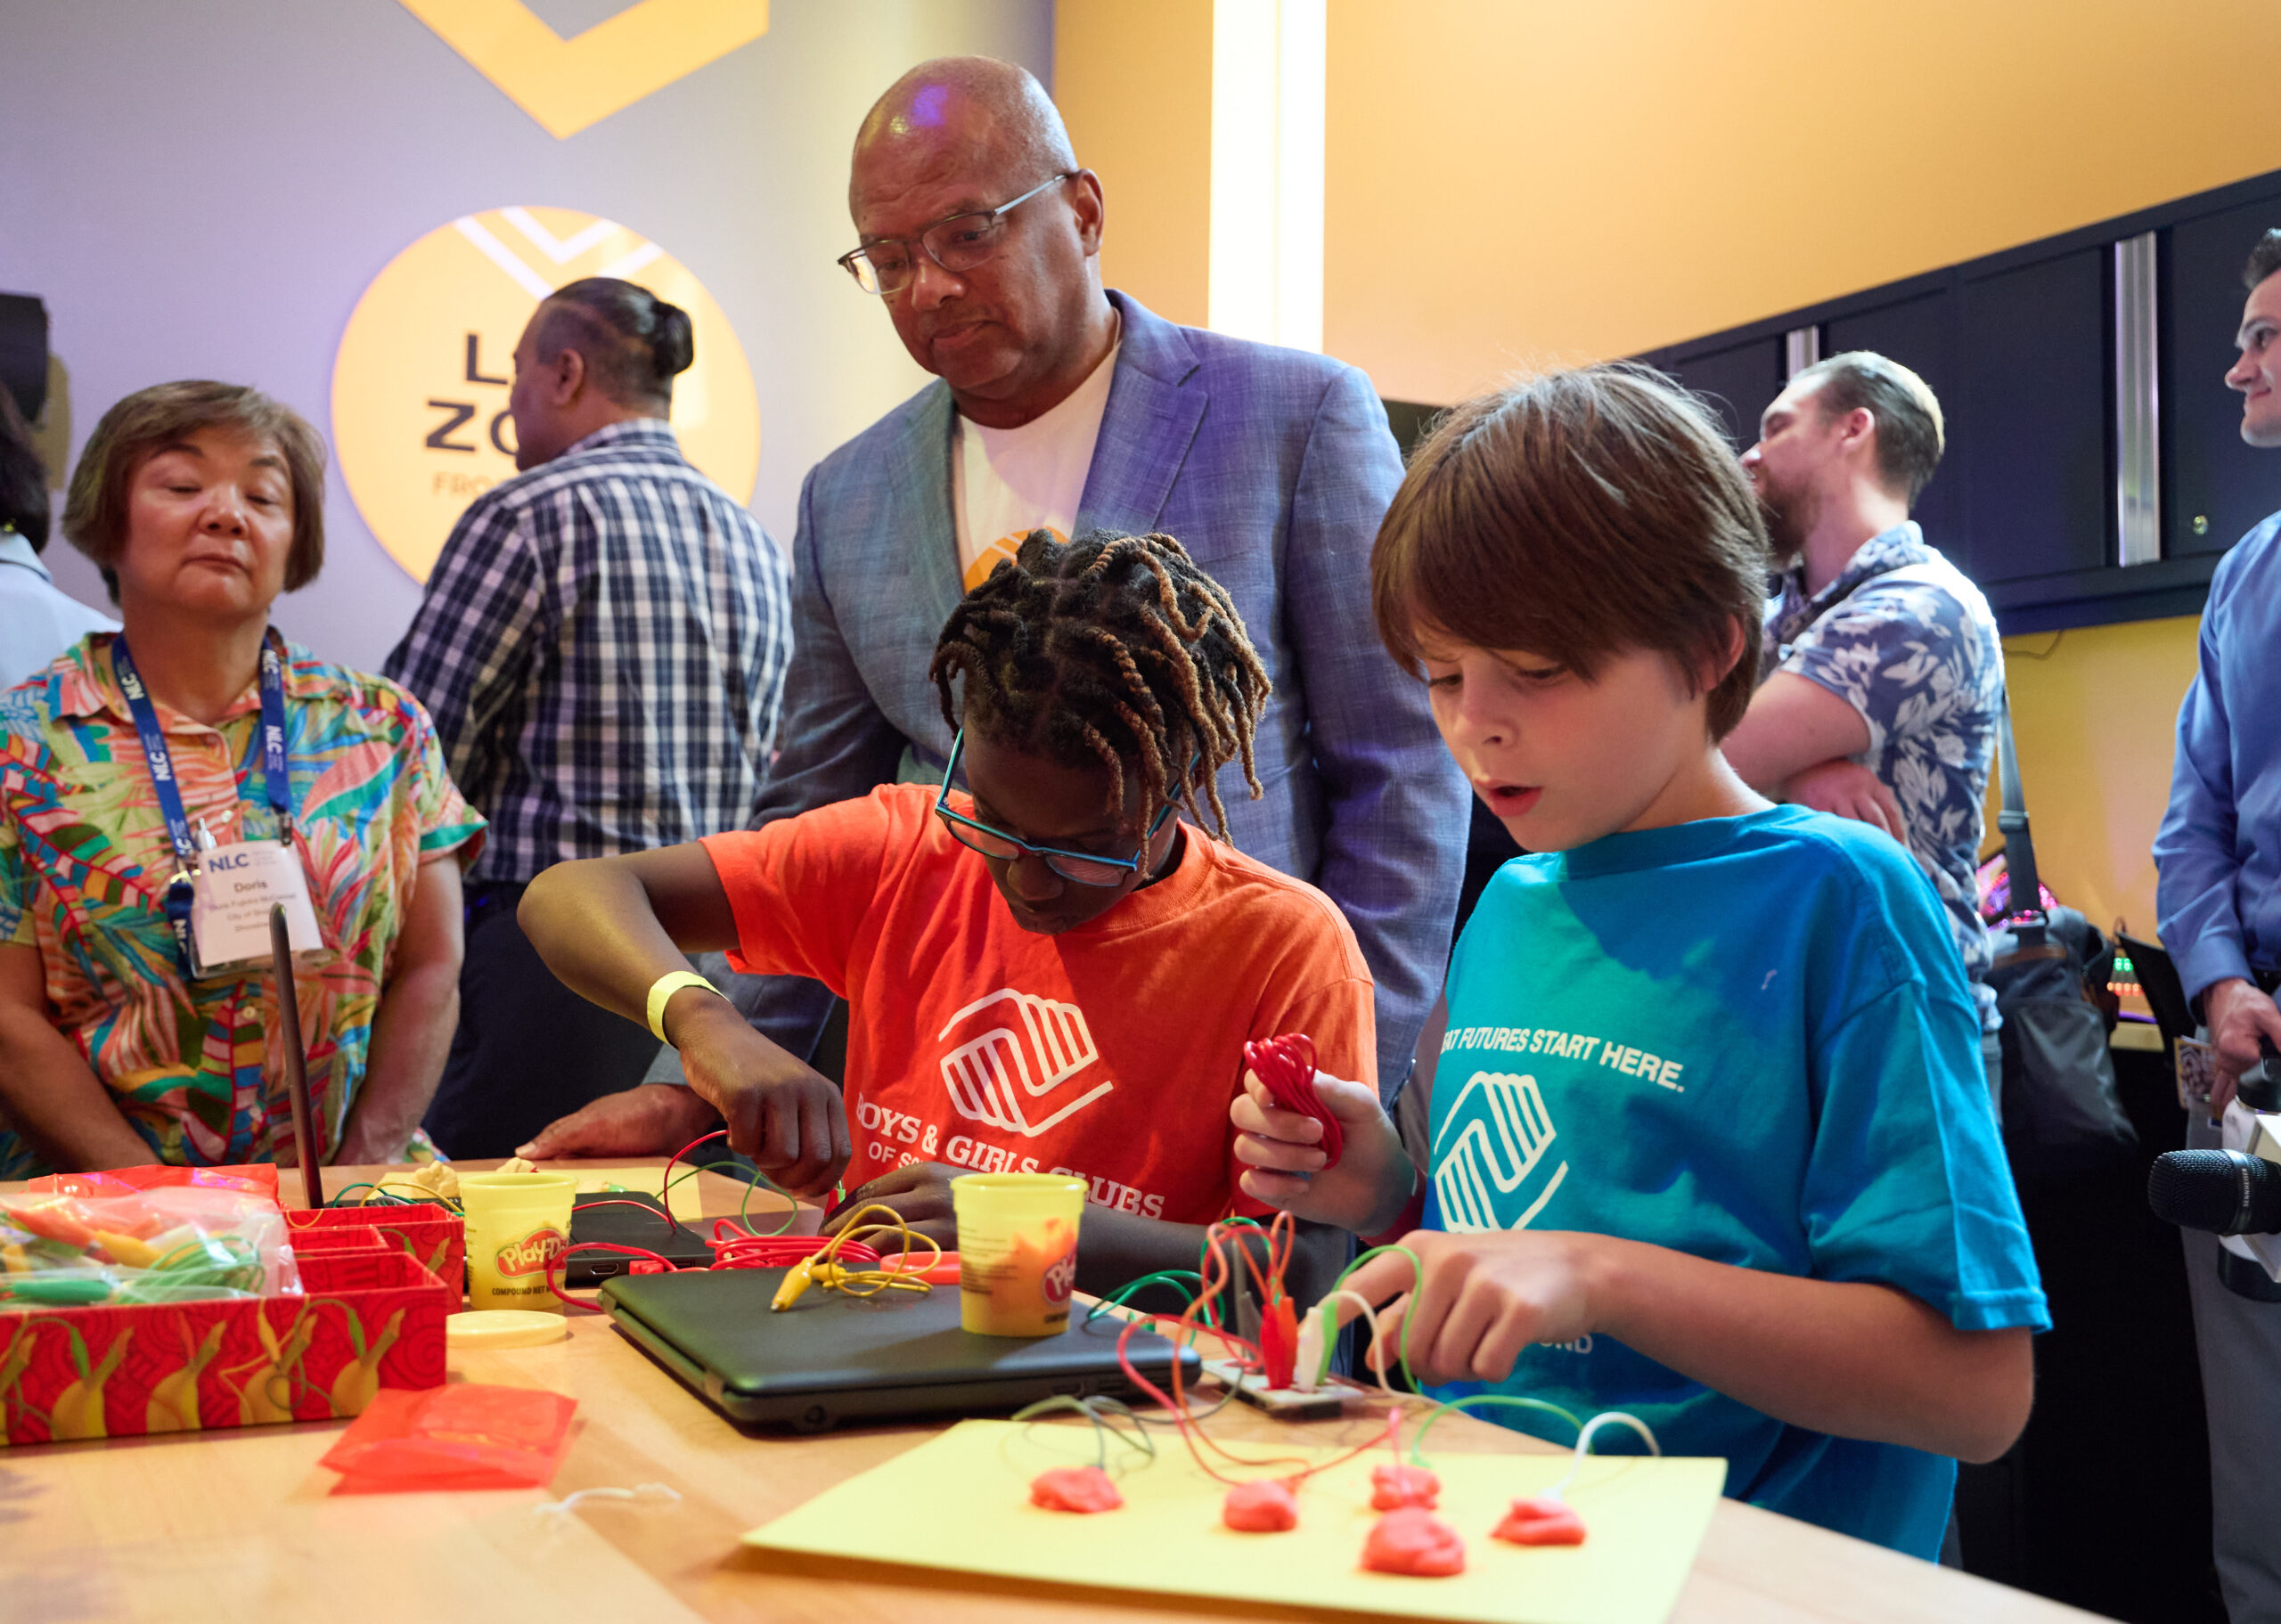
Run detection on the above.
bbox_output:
[0,0,1054,670]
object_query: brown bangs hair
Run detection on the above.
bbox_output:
[1371,363,1770,740]
[63,381,327,598]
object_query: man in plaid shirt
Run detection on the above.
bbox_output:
[384,277,790,1156]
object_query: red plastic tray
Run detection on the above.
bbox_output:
[286,1206,465,1307]
[0,1248,450,1444]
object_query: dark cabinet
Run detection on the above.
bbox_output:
[2166,200,2281,557]
[1827,290,1961,569]
[1658,334,1785,453]
[1955,249,2112,586]
[1630,169,2281,632]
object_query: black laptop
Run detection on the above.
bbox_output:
[599,1266,1202,1431]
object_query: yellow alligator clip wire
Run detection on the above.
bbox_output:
[768,1203,945,1311]
[771,1257,821,1311]
[91,1229,160,1269]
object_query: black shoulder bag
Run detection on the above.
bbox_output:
[1987,690,2138,1179]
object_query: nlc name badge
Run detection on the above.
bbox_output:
[189,842,325,976]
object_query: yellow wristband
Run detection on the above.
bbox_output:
[645,970,724,1044]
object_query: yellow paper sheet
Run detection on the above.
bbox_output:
[744,1418,1727,1624]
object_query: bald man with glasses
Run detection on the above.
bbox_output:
[517,54,1465,1163]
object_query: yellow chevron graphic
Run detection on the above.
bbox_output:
[399,0,769,139]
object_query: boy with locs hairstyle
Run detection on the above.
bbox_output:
[520,530,1369,1302]
[1230,366,2046,1559]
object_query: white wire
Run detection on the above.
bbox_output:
[1548,1410,1659,1501]
[531,1481,683,1522]
[1320,1288,1402,1399]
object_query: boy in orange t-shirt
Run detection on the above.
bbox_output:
[516,531,1374,1293]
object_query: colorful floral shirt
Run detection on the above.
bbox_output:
[1762,522,2004,1028]
[0,634,484,1176]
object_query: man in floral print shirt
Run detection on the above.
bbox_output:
[1722,353,2006,1079]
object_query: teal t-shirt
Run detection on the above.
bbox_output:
[1424,805,2048,1560]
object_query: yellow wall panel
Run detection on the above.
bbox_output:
[1055,0,1213,329]
[1991,619,2203,942]
[1325,0,2281,404]
[1055,0,2261,945]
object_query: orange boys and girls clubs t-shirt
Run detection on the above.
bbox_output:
[699,783,1377,1223]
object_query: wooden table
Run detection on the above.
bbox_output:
[0,1161,2108,1623]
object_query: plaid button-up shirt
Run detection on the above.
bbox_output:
[384,420,789,885]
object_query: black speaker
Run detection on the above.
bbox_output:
[0,293,49,424]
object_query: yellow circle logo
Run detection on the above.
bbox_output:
[331,206,760,583]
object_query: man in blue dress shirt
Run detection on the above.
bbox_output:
[2153,227,2281,1624]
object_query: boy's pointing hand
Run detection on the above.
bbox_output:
[1334,1229,1605,1387]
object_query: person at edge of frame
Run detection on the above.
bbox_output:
[2152,225,2281,1624]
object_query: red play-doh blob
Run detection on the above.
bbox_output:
[1361,1506,1467,1576]
[1029,1465,1124,1513]
[1492,1495,1587,1546]
[1369,1462,1442,1510]
[1222,1478,1300,1532]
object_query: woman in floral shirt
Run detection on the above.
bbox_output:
[0,381,483,1175]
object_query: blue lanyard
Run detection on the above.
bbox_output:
[110,632,295,973]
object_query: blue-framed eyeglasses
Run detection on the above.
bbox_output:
[935,727,1189,886]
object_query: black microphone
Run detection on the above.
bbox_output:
[2148,1149,2281,1236]
[2244,1034,2281,1114]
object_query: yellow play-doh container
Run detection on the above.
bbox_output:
[460,1171,578,1311]
[950,1173,1086,1337]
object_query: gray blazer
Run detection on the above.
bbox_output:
[701,290,1467,1094]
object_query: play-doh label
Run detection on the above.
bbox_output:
[1041,1245,1076,1305]
[494,1227,567,1278]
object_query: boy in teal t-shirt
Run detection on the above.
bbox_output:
[1232,366,2047,1559]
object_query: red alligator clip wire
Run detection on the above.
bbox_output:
[1258,1293,1301,1389]
[1242,1032,1344,1170]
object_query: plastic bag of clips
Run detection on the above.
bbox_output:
[0,1187,302,1311]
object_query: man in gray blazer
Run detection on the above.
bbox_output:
[518,56,1466,1160]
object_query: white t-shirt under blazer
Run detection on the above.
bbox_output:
[951,336,1122,591]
